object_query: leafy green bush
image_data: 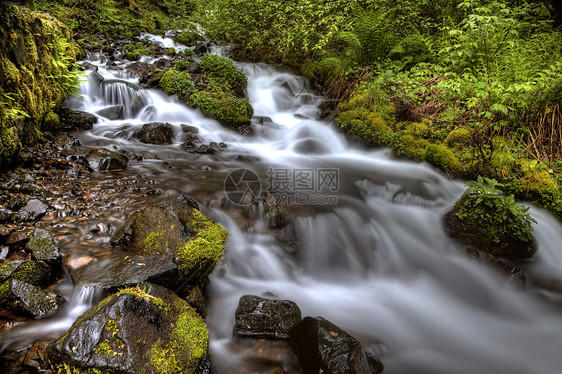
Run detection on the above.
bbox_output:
[455,176,536,248]
[199,54,247,93]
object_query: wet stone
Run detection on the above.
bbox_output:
[0,208,14,222]
[138,122,174,145]
[234,295,302,339]
[95,105,125,120]
[59,108,98,131]
[15,199,48,222]
[0,259,53,286]
[290,316,384,374]
[0,279,65,318]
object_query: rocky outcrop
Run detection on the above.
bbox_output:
[0,3,82,169]
[46,283,209,374]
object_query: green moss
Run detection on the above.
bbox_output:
[160,70,195,96]
[445,128,471,148]
[148,303,208,374]
[41,111,60,132]
[125,52,139,61]
[119,285,166,310]
[176,209,228,282]
[175,30,201,46]
[144,231,165,252]
[199,54,247,93]
[424,143,466,175]
[189,91,253,128]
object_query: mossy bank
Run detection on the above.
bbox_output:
[0,3,82,169]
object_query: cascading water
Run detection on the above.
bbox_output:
[2,34,562,373]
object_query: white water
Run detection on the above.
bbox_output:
[3,35,562,373]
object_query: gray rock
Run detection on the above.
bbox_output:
[138,122,174,145]
[15,199,48,221]
[0,279,64,318]
[235,295,302,339]
[0,259,53,286]
[290,317,384,374]
[95,105,125,120]
[26,229,62,262]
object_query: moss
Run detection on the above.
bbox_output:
[148,303,208,374]
[144,231,165,252]
[167,47,176,56]
[160,70,195,96]
[392,133,429,160]
[119,285,167,310]
[176,209,229,282]
[199,54,247,92]
[125,52,139,61]
[424,143,466,175]
[189,91,253,128]
[41,111,60,132]
[445,128,471,148]
[175,30,201,46]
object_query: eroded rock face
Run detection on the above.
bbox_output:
[46,283,209,374]
[290,317,384,374]
[234,295,302,339]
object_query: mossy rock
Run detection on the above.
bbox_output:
[0,278,64,318]
[0,259,53,286]
[46,283,209,374]
[160,69,195,96]
[190,91,253,128]
[424,144,466,175]
[444,177,537,259]
[26,228,62,263]
[112,194,228,287]
[199,54,247,93]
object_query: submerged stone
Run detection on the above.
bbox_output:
[46,283,209,374]
[290,317,384,374]
[234,295,302,339]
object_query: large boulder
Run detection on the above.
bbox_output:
[290,317,384,374]
[234,295,302,339]
[138,122,174,145]
[86,148,128,172]
[0,279,64,318]
[111,194,228,287]
[46,283,209,374]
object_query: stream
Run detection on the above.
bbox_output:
[3,34,562,373]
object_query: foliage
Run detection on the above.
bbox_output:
[199,54,247,92]
[455,175,536,245]
[160,70,195,96]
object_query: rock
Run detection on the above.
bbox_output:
[95,105,125,120]
[196,145,215,155]
[293,139,330,155]
[0,279,65,318]
[139,151,160,160]
[46,283,209,374]
[181,124,200,134]
[111,194,227,287]
[5,230,30,250]
[468,248,527,289]
[195,42,210,55]
[138,122,174,145]
[59,108,98,130]
[15,199,48,221]
[26,229,62,263]
[71,252,184,291]
[0,259,53,286]
[290,317,384,374]
[443,208,537,259]
[86,148,128,172]
[234,295,302,339]
[0,208,14,222]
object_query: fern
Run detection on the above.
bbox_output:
[349,7,392,64]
